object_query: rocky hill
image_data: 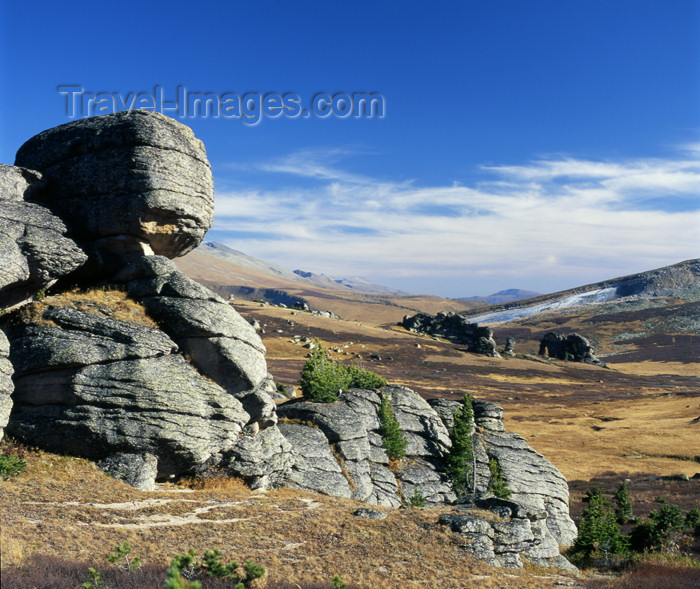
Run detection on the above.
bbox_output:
[462,259,700,325]
[0,112,582,576]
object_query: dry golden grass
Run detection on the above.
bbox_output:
[0,446,571,588]
[612,361,699,377]
[504,392,700,481]
[6,288,159,329]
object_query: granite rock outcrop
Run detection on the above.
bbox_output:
[401,311,499,356]
[3,302,250,478]
[0,113,282,490]
[276,386,576,569]
[538,331,603,364]
[278,386,455,507]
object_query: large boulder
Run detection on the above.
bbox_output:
[2,300,250,482]
[275,387,576,570]
[14,111,213,272]
[0,164,87,308]
[539,331,602,364]
[439,509,577,572]
[480,431,578,555]
[428,397,578,566]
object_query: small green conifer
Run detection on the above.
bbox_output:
[446,394,475,496]
[378,394,407,461]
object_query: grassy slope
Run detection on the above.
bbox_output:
[0,445,571,588]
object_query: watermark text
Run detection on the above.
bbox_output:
[58,85,385,126]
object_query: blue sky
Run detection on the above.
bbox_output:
[1,1,698,297]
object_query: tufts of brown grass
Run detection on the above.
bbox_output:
[178,472,251,493]
[0,446,572,588]
[0,552,373,588]
[3,287,159,329]
[611,361,700,378]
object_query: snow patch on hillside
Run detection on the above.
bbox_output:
[468,287,620,324]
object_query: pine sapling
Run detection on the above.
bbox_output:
[446,394,475,496]
[378,394,407,461]
[613,480,634,524]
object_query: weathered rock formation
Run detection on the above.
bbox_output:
[503,336,516,357]
[278,386,455,507]
[439,504,577,571]
[15,111,213,274]
[276,387,576,569]
[0,113,286,490]
[3,302,250,478]
[431,398,577,569]
[401,311,499,356]
[0,164,87,308]
[114,256,269,400]
[538,331,602,364]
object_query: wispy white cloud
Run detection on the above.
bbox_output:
[211,148,700,296]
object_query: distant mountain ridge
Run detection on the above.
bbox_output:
[191,242,407,295]
[456,288,542,305]
[293,268,407,295]
[462,259,700,324]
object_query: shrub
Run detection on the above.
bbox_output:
[80,567,104,589]
[685,506,700,536]
[378,394,407,461]
[165,564,202,589]
[445,394,475,496]
[345,364,386,389]
[170,548,265,587]
[107,541,141,571]
[487,457,511,499]
[406,489,426,508]
[630,498,687,553]
[571,486,628,563]
[299,341,385,403]
[572,488,700,567]
[299,343,350,402]
[330,576,347,589]
[0,452,27,480]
